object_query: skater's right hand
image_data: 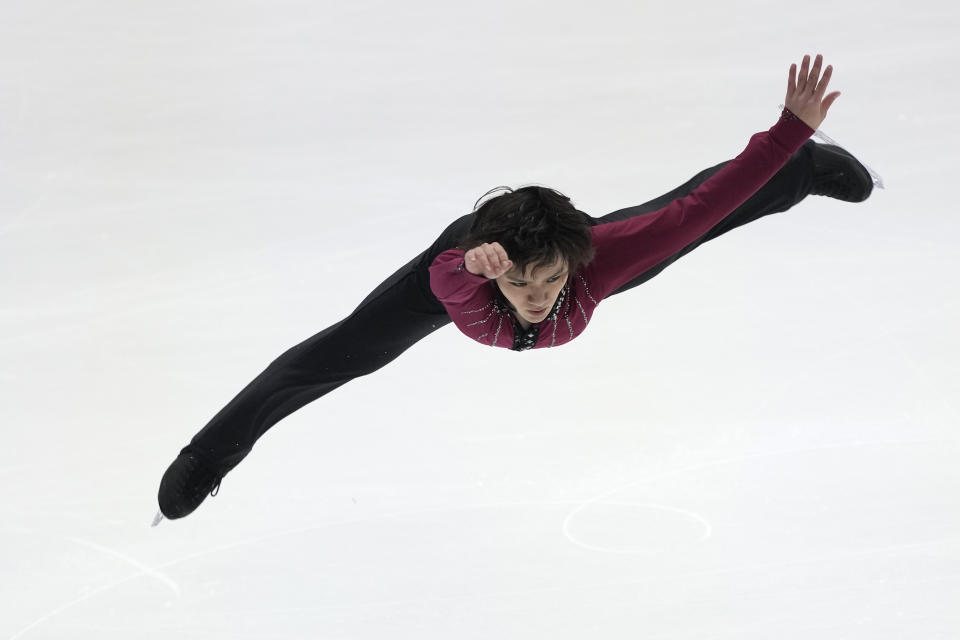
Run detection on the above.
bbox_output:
[465,242,513,279]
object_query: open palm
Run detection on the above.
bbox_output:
[785,53,841,130]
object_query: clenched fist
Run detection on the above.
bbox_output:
[465,242,513,279]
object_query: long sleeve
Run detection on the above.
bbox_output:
[429,248,517,347]
[586,109,814,299]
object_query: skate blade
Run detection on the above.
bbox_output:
[151,510,165,527]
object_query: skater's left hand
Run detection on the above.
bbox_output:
[784,53,841,130]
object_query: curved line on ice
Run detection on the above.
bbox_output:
[8,535,181,640]
[9,440,950,638]
[68,536,181,597]
[561,501,712,554]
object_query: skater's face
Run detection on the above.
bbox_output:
[496,258,569,327]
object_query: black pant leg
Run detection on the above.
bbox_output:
[185,214,475,471]
[594,141,815,296]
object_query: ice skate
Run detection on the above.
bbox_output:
[157,450,225,520]
[806,140,875,203]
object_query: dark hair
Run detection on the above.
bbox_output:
[458,185,595,276]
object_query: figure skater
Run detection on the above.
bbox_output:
[157,54,873,521]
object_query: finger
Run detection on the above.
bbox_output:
[798,54,811,89]
[787,63,797,95]
[483,256,497,278]
[808,54,823,91]
[483,248,497,270]
[494,248,512,273]
[492,247,507,272]
[483,243,502,272]
[821,91,841,116]
[486,242,501,265]
[814,64,833,97]
[476,246,493,276]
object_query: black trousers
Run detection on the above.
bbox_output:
[184,143,815,471]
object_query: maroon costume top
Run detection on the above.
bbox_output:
[429,110,814,351]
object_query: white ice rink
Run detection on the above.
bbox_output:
[2,1,959,638]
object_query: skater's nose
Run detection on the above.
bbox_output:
[528,288,550,303]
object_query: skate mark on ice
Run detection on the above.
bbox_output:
[562,500,712,554]
[6,532,180,640]
[9,474,955,639]
[68,536,181,597]
[880,320,960,425]
[560,455,809,555]
[9,536,181,640]
[8,501,579,638]
[744,316,949,421]
[0,172,59,237]
[560,437,958,554]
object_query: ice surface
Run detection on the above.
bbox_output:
[2,1,959,638]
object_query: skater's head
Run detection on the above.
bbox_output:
[459,185,594,327]
[460,185,594,276]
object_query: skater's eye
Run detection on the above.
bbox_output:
[510,273,564,287]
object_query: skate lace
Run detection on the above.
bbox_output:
[210,477,222,497]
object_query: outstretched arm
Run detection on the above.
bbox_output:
[586,54,835,300]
